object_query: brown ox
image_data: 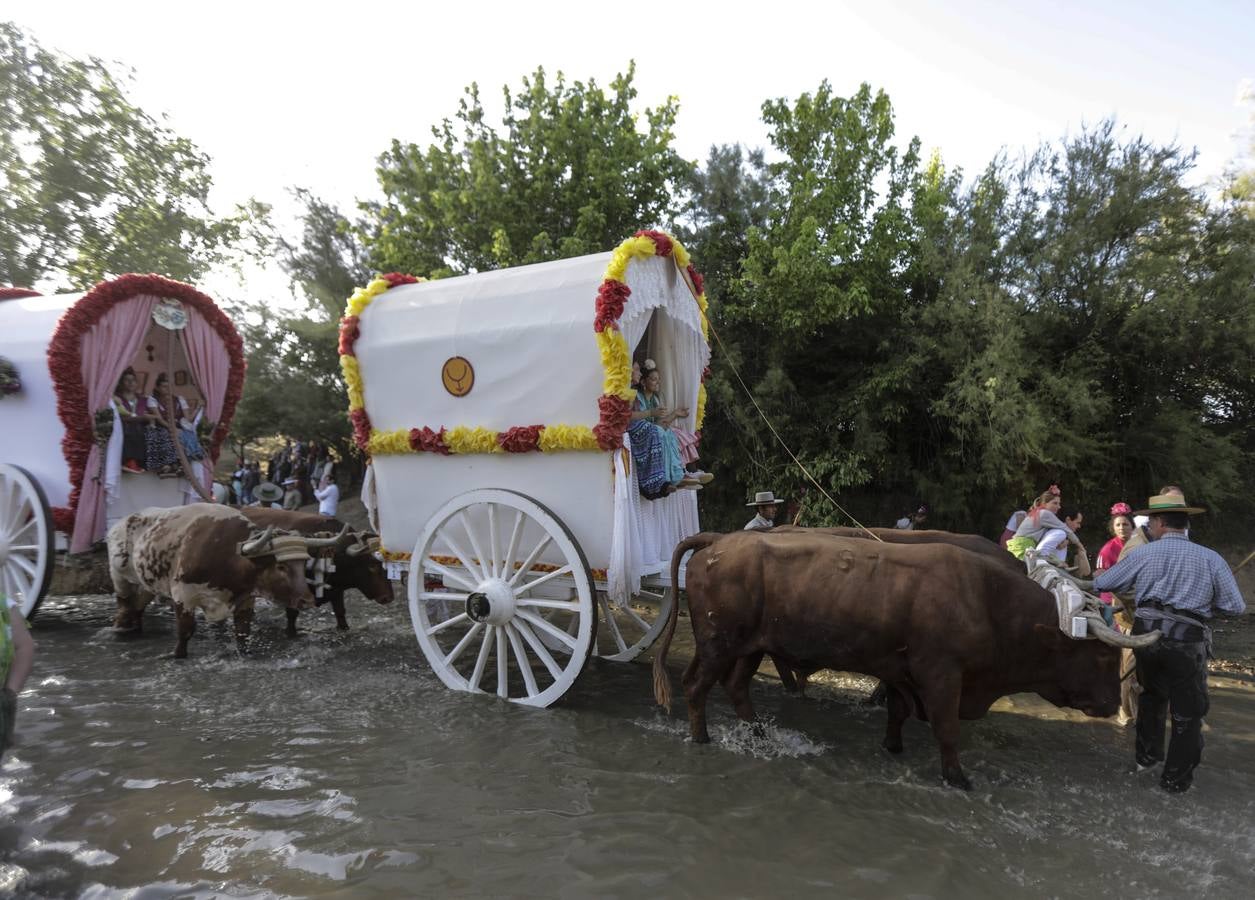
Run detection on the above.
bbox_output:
[107,504,332,658]
[653,530,1156,789]
[239,507,393,636]
[767,525,1024,695]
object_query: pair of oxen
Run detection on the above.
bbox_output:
[107,504,394,658]
[652,526,1158,790]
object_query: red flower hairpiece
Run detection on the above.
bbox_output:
[1110,501,1132,516]
[1047,484,1061,496]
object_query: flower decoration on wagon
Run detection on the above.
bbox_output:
[340,229,710,456]
[0,356,21,398]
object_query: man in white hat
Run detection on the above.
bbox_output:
[744,491,781,531]
[1093,490,1245,794]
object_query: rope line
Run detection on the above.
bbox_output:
[705,318,882,542]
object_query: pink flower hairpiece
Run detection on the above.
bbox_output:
[1110,501,1132,516]
[1047,484,1061,496]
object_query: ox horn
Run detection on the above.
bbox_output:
[239,525,277,558]
[1079,609,1162,649]
[346,532,382,557]
[305,523,352,552]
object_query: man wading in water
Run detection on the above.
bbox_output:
[1093,491,1245,793]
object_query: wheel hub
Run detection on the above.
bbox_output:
[465,578,517,626]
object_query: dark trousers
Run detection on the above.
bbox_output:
[1132,622,1209,790]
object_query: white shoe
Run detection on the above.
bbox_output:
[687,470,715,485]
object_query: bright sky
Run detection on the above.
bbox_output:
[11,0,1254,301]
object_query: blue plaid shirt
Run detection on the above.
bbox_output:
[1093,533,1246,618]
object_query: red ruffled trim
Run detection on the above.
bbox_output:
[0,287,41,300]
[687,265,704,296]
[408,426,451,455]
[497,424,544,453]
[593,280,632,333]
[51,506,76,533]
[593,395,632,451]
[381,272,419,288]
[46,274,244,533]
[633,229,674,257]
[350,407,373,451]
[338,315,360,356]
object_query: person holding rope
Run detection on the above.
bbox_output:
[1093,491,1245,793]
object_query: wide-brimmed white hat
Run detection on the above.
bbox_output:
[746,491,782,507]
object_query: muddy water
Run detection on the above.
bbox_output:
[3,595,1254,898]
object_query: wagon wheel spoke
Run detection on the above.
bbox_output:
[508,534,553,587]
[514,565,573,596]
[515,598,580,610]
[440,517,485,583]
[595,587,674,663]
[458,509,491,583]
[495,627,509,698]
[486,503,500,579]
[501,509,526,580]
[426,611,470,636]
[418,591,470,604]
[512,619,564,681]
[423,559,477,593]
[599,595,629,654]
[516,609,577,652]
[444,621,485,667]
[469,626,495,692]
[506,624,540,698]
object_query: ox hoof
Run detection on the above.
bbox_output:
[943,769,973,791]
[112,625,142,637]
[690,733,712,745]
[882,736,904,755]
[336,624,350,632]
[285,629,300,639]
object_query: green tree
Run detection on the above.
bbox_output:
[0,21,265,289]
[698,82,922,529]
[364,64,694,277]
[231,191,370,464]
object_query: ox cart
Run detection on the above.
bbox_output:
[342,231,711,706]
[0,276,244,619]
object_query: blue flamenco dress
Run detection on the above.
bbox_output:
[628,392,685,500]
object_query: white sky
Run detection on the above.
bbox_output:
[10,0,1254,303]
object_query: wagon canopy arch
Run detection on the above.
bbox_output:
[0,275,244,552]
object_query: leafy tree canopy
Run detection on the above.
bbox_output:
[364,63,694,277]
[0,21,265,290]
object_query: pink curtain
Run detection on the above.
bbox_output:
[181,307,230,494]
[71,294,159,552]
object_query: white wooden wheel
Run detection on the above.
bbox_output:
[594,587,674,662]
[407,489,596,707]
[0,463,55,620]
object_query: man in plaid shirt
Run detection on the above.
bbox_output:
[1093,492,1245,794]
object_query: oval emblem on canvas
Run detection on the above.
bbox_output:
[441,356,474,397]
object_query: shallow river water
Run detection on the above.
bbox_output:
[3,594,1254,898]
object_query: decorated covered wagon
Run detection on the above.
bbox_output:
[0,276,245,618]
[341,230,712,706]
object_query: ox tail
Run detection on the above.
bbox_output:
[653,532,722,713]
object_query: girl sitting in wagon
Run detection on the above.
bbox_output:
[145,373,206,476]
[628,359,710,499]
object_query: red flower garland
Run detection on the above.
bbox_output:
[338,316,360,356]
[408,426,451,455]
[497,424,544,453]
[45,274,245,532]
[351,408,373,452]
[593,281,631,333]
[0,287,41,300]
[593,395,633,451]
[633,229,674,257]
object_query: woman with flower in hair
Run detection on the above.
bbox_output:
[1095,502,1135,605]
[1005,485,1082,560]
[627,359,700,499]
